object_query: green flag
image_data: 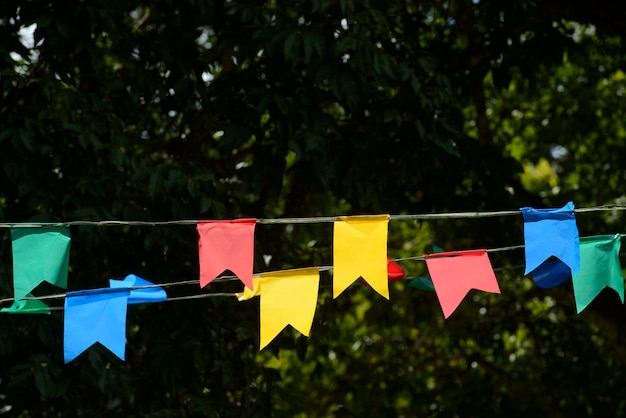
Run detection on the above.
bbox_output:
[11,226,71,300]
[408,244,443,292]
[1,296,51,314]
[572,234,623,313]
[408,275,436,292]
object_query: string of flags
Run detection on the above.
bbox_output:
[1,201,625,362]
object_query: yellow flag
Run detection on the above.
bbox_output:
[236,277,261,301]
[254,268,320,350]
[333,215,390,299]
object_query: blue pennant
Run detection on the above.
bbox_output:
[109,274,167,305]
[530,260,572,288]
[64,287,130,363]
[521,201,580,276]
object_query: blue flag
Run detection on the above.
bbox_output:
[64,288,130,363]
[530,260,572,289]
[109,274,167,305]
[521,201,580,276]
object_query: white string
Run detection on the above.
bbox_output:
[5,292,242,312]
[0,205,622,308]
[0,204,624,228]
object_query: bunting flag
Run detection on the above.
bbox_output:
[11,226,71,301]
[521,201,580,276]
[64,288,130,363]
[0,296,51,314]
[10,203,626,363]
[255,268,320,350]
[408,275,436,292]
[408,244,443,292]
[572,234,624,313]
[109,274,167,304]
[333,215,390,299]
[530,260,572,289]
[237,277,261,301]
[361,257,406,286]
[197,219,256,290]
[387,257,406,282]
[424,249,501,318]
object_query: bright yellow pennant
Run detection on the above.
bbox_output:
[236,277,261,301]
[238,268,320,350]
[333,215,390,299]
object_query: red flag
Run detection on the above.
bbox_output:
[197,219,256,289]
[387,257,406,282]
[360,257,406,286]
[424,249,500,318]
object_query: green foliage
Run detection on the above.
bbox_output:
[2,0,626,416]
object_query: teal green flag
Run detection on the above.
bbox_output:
[0,295,51,314]
[408,275,436,292]
[572,234,623,313]
[408,244,443,292]
[11,226,71,300]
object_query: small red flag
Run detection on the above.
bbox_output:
[197,219,256,289]
[387,257,406,282]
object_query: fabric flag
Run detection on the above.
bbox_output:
[197,219,256,290]
[387,257,406,282]
[361,257,405,286]
[333,215,390,299]
[408,244,444,292]
[424,249,501,319]
[408,275,436,292]
[11,226,71,301]
[109,274,167,304]
[521,201,580,276]
[256,268,320,350]
[0,295,50,314]
[236,270,319,349]
[572,234,623,313]
[237,277,261,301]
[64,288,130,363]
[530,260,572,289]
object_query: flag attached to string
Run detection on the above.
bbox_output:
[530,260,572,288]
[197,219,256,290]
[424,249,501,319]
[64,288,130,363]
[0,295,51,314]
[109,274,167,304]
[408,244,444,292]
[257,268,320,350]
[237,277,261,301]
[572,234,623,313]
[361,257,406,287]
[408,275,436,292]
[387,257,406,282]
[521,201,580,276]
[333,215,390,299]
[11,226,71,301]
